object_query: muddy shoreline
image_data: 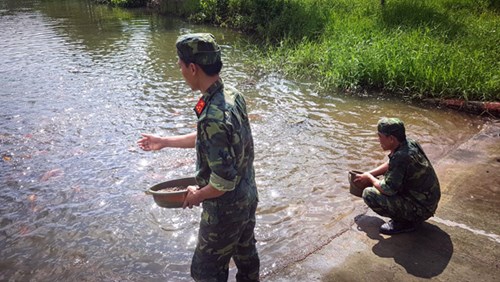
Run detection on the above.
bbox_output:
[424,99,500,118]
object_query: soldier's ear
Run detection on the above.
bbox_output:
[388,135,395,143]
[391,135,400,144]
[188,63,197,74]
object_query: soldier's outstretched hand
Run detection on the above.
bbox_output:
[137,133,163,151]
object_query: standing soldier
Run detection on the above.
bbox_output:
[138,33,260,281]
[354,118,441,234]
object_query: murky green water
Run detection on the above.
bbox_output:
[0,0,484,280]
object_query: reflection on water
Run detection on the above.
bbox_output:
[0,0,483,280]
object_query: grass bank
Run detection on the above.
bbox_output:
[105,0,500,101]
[258,0,500,101]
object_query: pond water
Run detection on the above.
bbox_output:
[0,0,485,280]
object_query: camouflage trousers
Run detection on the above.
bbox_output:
[191,200,260,282]
[362,187,433,223]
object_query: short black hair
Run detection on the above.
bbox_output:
[179,57,222,76]
[198,60,223,76]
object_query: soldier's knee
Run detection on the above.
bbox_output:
[362,187,378,206]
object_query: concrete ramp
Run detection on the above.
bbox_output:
[266,120,500,281]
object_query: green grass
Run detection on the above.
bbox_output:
[258,0,499,101]
[149,0,500,101]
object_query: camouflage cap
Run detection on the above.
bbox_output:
[377,117,406,137]
[176,33,221,65]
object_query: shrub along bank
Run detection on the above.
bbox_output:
[103,0,500,101]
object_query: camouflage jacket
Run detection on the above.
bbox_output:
[380,139,441,213]
[194,79,258,212]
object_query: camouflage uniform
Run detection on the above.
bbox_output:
[176,33,260,282]
[363,119,440,223]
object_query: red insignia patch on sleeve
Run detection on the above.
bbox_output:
[194,97,206,117]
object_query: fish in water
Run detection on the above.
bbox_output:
[40,168,64,181]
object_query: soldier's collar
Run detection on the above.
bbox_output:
[203,78,224,97]
[388,139,407,158]
[194,79,224,117]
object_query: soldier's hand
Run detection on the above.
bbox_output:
[183,186,203,209]
[354,173,372,188]
[137,133,163,151]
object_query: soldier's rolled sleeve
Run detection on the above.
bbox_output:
[200,119,238,192]
[209,172,237,192]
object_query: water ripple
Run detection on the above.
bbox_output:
[0,1,484,280]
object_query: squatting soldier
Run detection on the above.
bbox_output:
[138,33,260,281]
[353,117,441,234]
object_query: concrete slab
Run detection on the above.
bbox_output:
[265,119,500,281]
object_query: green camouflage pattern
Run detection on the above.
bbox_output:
[192,201,259,281]
[362,187,434,222]
[176,33,221,65]
[193,78,259,281]
[363,139,440,222]
[377,117,405,137]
